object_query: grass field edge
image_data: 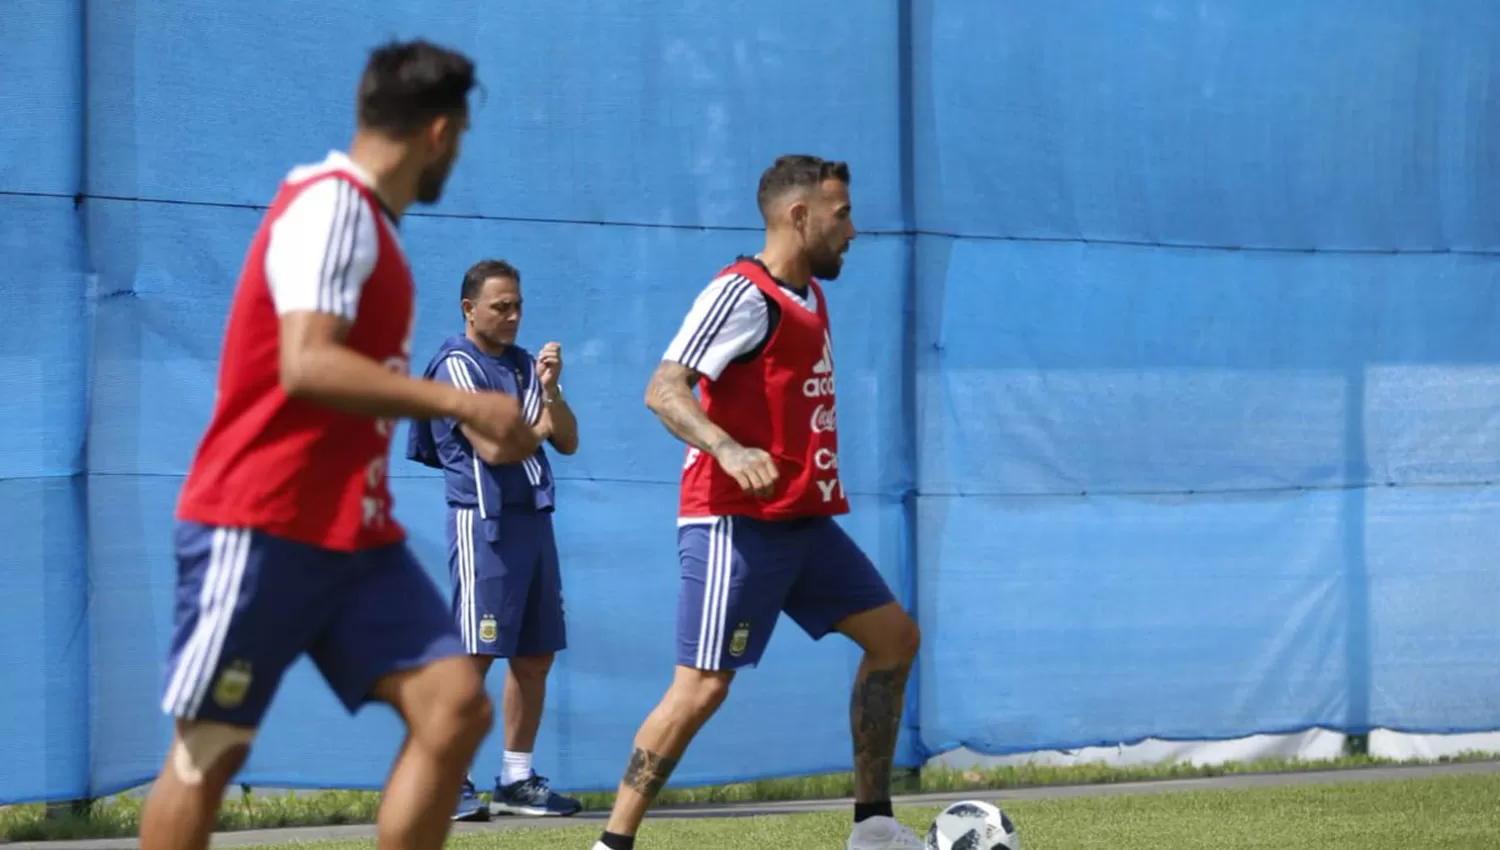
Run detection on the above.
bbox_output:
[3,750,1496,842]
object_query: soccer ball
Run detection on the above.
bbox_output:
[924,799,1020,850]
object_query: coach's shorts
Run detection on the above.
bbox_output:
[161,521,466,728]
[447,507,567,659]
[676,515,896,671]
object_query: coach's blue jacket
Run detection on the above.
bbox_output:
[406,335,557,515]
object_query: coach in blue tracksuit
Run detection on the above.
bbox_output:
[407,258,582,821]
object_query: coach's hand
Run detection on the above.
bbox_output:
[458,391,541,463]
[536,342,563,394]
[715,443,778,498]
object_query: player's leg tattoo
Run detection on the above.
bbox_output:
[604,669,731,838]
[850,664,908,802]
[621,747,679,799]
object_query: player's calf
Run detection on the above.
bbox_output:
[835,602,923,849]
[621,668,732,799]
[372,658,494,850]
[626,666,733,793]
[842,607,919,771]
[597,667,733,848]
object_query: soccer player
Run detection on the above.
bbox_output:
[590,155,924,850]
[139,40,541,850]
[406,259,584,821]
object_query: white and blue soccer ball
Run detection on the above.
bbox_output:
[924,799,1020,850]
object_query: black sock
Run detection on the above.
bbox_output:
[599,831,636,850]
[854,801,894,823]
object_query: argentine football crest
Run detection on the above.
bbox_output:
[479,614,498,644]
[728,622,751,657]
[213,660,253,709]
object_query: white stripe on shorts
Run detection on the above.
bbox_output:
[695,516,735,670]
[455,508,479,653]
[162,527,252,718]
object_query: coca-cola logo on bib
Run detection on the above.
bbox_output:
[810,404,837,434]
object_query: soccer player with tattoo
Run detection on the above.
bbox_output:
[591,155,924,850]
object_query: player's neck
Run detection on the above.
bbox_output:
[755,245,811,292]
[347,136,418,218]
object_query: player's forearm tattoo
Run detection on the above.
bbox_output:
[851,666,907,801]
[622,747,679,799]
[646,365,734,456]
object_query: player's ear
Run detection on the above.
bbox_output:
[424,114,452,152]
[788,199,810,233]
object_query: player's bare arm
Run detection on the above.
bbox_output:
[457,404,548,467]
[460,420,542,467]
[536,341,579,455]
[279,311,540,461]
[645,359,777,497]
[443,358,547,466]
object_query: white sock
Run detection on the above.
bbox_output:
[501,751,533,786]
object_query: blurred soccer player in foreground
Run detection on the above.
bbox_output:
[591,155,924,850]
[140,39,540,850]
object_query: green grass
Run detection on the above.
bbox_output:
[1,751,1493,842]
[226,773,1500,850]
[573,751,1461,809]
[0,790,383,843]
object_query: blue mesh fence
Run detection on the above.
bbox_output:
[2,0,1497,802]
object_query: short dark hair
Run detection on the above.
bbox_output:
[461,259,521,302]
[357,39,477,135]
[756,154,851,217]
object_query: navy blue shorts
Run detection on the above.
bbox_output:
[676,515,896,671]
[447,507,567,658]
[161,522,465,728]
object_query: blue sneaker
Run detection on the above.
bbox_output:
[489,773,582,817]
[452,777,490,822]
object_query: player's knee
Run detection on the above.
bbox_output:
[447,681,495,744]
[169,721,255,788]
[509,653,554,682]
[417,672,493,754]
[845,602,921,667]
[866,612,920,668]
[893,616,921,664]
[667,669,732,720]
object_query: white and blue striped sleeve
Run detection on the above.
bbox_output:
[521,354,544,425]
[661,273,770,380]
[264,178,379,320]
[434,352,491,394]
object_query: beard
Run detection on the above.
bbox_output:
[809,245,845,281]
[414,154,455,205]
